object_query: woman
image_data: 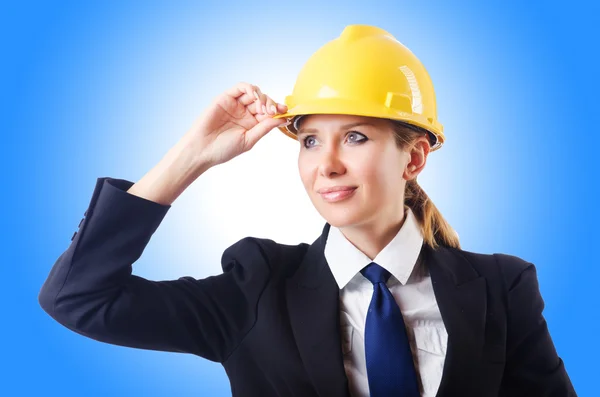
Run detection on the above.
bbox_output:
[38,25,576,396]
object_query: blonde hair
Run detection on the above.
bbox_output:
[390,120,461,250]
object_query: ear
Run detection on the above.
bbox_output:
[403,136,430,180]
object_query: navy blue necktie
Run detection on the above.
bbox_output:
[360,262,420,397]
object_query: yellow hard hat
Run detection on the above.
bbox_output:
[274,25,445,151]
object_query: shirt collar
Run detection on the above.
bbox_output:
[324,206,424,289]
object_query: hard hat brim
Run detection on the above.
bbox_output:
[273,98,444,151]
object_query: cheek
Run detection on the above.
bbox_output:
[353,157,385,184]
[355,158,402,195]
[298,157,313,190]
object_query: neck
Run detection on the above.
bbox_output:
[339,207,407,260]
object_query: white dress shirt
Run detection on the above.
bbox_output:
[324,206,448,397]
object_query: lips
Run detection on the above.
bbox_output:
[317,186,357,194]
[318,187,357,202]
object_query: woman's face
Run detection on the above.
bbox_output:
[297,114,411,229]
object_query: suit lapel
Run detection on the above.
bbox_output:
[424,244,487,397]
[285,224,488,397]
[286,223,350,397]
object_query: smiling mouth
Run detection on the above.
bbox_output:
[318,187,357,202]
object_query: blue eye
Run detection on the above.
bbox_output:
[347,131,367,143]
[301,131,368,149]
[302,136,317,148]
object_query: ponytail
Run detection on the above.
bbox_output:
[390,120,460,250]
[405,179,460,249]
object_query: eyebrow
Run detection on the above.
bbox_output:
[296,122,376,136]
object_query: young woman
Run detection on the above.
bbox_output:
[38,25,576,396]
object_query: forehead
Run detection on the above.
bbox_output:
[296,114,389,133]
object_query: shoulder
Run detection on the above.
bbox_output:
[445,246,536,289]
[220,236,311,279]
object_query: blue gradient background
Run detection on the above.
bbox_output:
[3,1,597,396]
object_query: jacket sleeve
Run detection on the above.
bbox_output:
[497,255,577,396]
[38,177,271,362]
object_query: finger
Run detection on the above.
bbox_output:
[254,85,264,100]
[224,82,256,99]
[254,87,282,115]
[237,91,257,107]
[255,90,268,114]
[249,93,269,115]
[243,85,266,115]
[225,83,265,113]
[251,98,286,118]
[276,103,288,113]
[244,117,291,150]
[242,85,286,116]
[256,92,286,116]
[249,99,263,115]
[264,96,278,115]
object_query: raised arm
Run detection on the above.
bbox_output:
[38,82,289,362]
[38,176,273,361]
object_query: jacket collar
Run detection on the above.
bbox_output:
[325,207,424,288]
[285,222,487,397]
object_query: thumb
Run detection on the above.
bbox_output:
[244,117,290,149]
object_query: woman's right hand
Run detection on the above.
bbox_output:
[185,82,290,168]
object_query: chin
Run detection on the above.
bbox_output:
[310,194,370,228]
[319,208,366,229]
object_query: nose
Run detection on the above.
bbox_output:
[318,146,346,177]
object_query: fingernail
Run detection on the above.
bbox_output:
[270,104,277,114]
[262,104,267,114]
[253,91,259,99]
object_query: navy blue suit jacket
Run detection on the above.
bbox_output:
[38,177,576,396]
